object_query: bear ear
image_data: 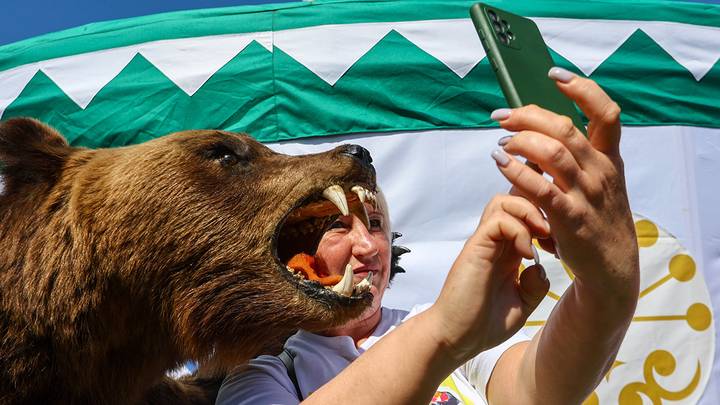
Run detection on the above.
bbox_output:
[0,118,73,190]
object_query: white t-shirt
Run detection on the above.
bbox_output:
[216,304,529,405]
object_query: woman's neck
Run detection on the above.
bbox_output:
[322,306,383,347]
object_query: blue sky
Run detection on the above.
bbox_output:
[1,0,719,46]
[0,0,297,46]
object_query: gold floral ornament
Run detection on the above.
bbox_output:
[619,350,700,404]
[522,214,715,404]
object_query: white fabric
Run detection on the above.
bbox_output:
[138,32,271,96]
[39,47,137,108]
[534,18,637,76]
[275,22,394,86]
[393,19,486,78]
[0,64,39,119]
[640,21,720,81]
[216,304,529,404]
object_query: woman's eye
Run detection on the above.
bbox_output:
[328,220,347,230]
[369,218,383,230]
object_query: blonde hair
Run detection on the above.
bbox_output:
[373,187,408,282]
[373,187,392,239]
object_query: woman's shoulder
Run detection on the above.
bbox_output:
[386,302,433,322]
[217,355,299,404]
[367,303,434,339]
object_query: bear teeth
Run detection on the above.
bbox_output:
[326,267,373,296]
[322,184,373,229]
[330,264,354,296]
[350,185,367,203]
[351,185,376,209]
[350,186,370,228]
[322,185,349,216]
[353,271,373,294]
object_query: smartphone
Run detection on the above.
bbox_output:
[470,3,587,136]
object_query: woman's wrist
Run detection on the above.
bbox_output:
[421,305,488,366]
[571,270,639,321]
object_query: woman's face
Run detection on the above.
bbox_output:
[314,202,391,320]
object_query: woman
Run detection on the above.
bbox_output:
[217,68,639,404]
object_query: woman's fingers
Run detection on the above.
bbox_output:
[549,67,622,156]
[518,264,550,314]
[477,211,535,261]
[491,149,570,217]
[536,236,557,255]
[482,195,551,239]
[501,131,582,192]
[493,104,594,167]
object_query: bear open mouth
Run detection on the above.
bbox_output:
[274,184,377,301]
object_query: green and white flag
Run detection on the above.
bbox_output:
[1,0,718,403]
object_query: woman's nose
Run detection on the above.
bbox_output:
[350,220,378,258]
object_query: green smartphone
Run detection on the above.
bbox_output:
[470,3,586,135]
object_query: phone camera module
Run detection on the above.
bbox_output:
[506,31,515,40]
[498,32,510,45]
[487,9,499,22]
[492,21,502,33]
[501,20,511,31]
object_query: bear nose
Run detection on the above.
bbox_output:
[341,144,373,166]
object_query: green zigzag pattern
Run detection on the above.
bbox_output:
[3,28,719,147]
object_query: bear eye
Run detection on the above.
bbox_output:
[206,144,243,168]
[218,153,238,167]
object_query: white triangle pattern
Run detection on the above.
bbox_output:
[640,21,720,81]
[0,64,39,118]
[274,22,394,86]
[534,18,639,76]
[40,47,138,108]
[139,33,267,96]
[1,18,720,118]
[394,19,485,78]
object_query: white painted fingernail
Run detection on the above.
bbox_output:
[539,265,547,281]
[531,245,540,266]
[498,135,513,146]
[491,108,512,121]
[543,220,551,234]
[548,67,576,83]
[491,149,510,167]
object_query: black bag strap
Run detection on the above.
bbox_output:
[278,348,303,400]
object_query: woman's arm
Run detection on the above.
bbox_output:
[304,194,553,403]
[305,70,636,405]
[487,68,639,405]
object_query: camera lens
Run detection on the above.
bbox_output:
[487,10,499,22]
[506,31,515,40]
[498,32,510,45]
[492,21,502,33]
[502,20,511,31]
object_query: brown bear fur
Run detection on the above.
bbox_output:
[0,118,376,404]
